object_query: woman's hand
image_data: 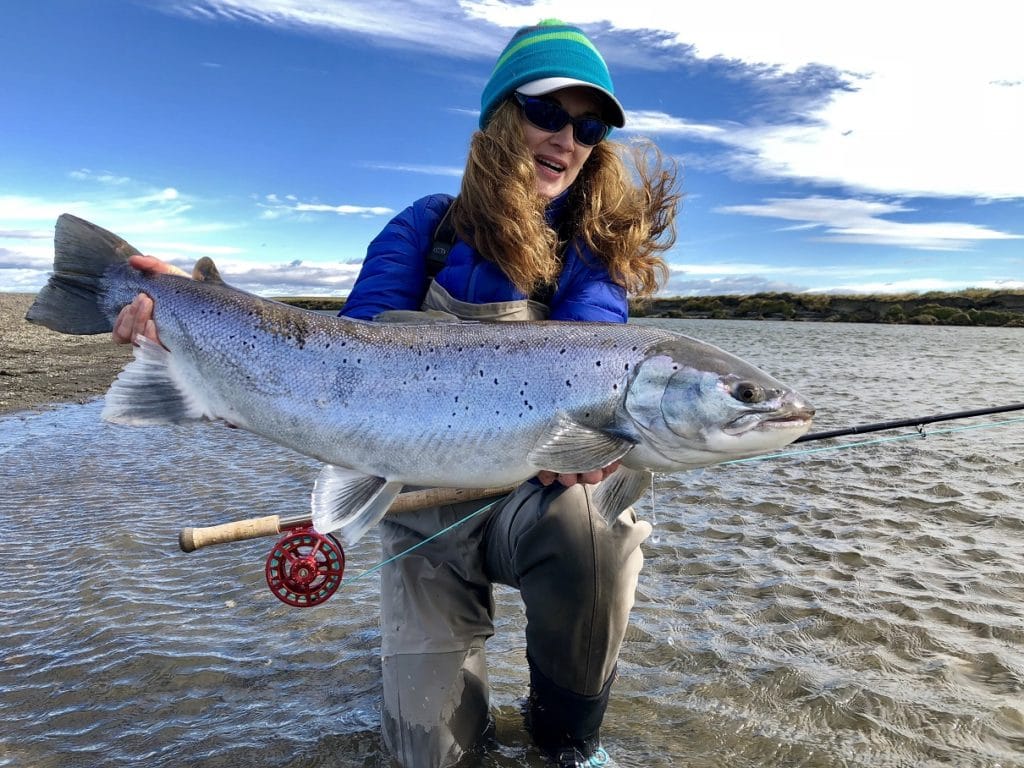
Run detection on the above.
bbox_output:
[112,255,187,345]
[536,461,622,488]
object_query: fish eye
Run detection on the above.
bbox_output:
[732,381,765,403]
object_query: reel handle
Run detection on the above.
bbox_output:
[178,484,517,552]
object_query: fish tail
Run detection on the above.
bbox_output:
[25,214,142,334]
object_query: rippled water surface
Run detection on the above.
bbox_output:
[2,320,1023,767]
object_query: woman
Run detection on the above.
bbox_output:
[114,20,679,768]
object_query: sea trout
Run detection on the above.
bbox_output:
[26,214,814,543]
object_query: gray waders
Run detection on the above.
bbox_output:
[378,286,652,767]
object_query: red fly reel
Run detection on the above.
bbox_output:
[265,526,345,607]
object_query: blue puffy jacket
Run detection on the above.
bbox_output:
[341,193,628,323]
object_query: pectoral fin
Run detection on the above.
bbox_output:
[593,466,653,524]
[527,413,635,474]
[311,465,403,545]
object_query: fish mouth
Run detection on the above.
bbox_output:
[724,404,815,436]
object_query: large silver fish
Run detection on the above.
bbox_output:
[27,214,814,543]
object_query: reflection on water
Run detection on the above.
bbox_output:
[1,320,1023,767]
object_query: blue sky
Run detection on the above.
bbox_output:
[2,0,1023,297]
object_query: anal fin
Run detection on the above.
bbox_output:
[593,466,653,524]
[311,465,403,545]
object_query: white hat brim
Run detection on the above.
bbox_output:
[516,77,626,128]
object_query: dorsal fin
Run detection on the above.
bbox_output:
[192,256,224,283]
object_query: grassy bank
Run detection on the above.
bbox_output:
[279,288,1024,327]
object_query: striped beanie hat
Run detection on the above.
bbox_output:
[479,19,625,130]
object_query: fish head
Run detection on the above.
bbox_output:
[620,338,814,471]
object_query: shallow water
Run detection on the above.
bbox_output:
[1,319,1022,767]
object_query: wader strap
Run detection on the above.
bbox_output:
[424,195,561,307]
[427,201,457,279]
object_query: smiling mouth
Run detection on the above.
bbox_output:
[536,156,565,173]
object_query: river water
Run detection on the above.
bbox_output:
[1,319,1022,768]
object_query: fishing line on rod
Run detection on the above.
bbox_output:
[339,412,1024,584]
[722,415,1024,466]
[339,497,505,588]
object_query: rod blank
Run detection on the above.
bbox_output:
[795,402,1024,443]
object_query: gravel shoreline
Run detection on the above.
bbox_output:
[0,293,133,415]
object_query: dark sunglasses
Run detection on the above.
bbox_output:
[513,92,610,147]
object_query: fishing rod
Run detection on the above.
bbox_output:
[178,401,1024,607]
[794,402,1024,443]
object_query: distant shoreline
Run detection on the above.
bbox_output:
[280,289,1024,327]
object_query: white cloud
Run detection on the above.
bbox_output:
[258,194,394,219]
[363,162,465,178]
[165,0,502,57]
[294,203,394,216]
[668,262,808,278]
[717,196,1024,250]
[69,169,133,185]
[621,111,724,140]
[811,277,1024,295]
[153,1,1024,198]
[460,2,1024,200]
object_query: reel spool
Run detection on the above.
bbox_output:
[265,526,345,607]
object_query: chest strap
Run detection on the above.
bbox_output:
[427,198,560,306]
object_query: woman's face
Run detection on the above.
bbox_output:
[519,87,602,199]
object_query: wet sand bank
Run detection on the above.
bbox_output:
[0,293,131,415]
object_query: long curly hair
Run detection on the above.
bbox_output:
[449,98,681,298]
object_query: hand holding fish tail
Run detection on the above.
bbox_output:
[112,255,187,346]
